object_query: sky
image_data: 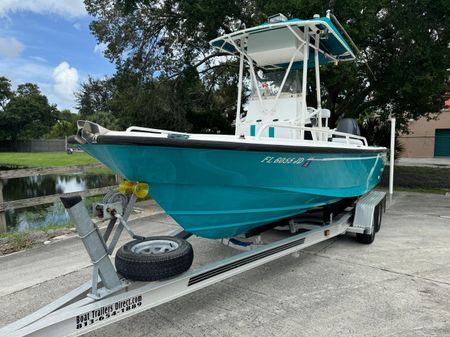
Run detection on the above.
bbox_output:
[0,0,115,111]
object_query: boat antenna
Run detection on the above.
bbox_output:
[326,10,377,81]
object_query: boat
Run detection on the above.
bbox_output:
[73,13,386,239]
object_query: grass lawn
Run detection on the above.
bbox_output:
[380,166,450,194]
[0,152,98,168]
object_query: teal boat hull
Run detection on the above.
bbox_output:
[80,143,385,239]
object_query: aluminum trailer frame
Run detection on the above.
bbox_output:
[0,190,386,337]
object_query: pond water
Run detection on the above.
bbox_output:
[1,173,118,232]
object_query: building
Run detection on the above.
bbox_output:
[398,97,450,158]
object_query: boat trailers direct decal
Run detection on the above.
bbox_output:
[76,296,143,330]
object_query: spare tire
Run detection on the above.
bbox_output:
[115,236,194,281]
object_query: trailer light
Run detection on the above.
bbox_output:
[119,180,135,194]
[134,182,149,198]
[119,180,149,198]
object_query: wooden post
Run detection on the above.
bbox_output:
[115,174,123,185]
[0,180,6,233]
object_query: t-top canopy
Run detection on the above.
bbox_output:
[210,16,356,70]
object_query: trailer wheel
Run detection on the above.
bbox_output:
[115,236,193,281]
[355,205,378,244]
[356,230,375,244]
[374,204,382,233]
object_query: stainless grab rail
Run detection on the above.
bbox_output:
[255,122,368,146]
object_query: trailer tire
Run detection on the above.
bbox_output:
[375,204,382,233]
[356,231,375,244]
[355,206,378,244]
[115,236,193,281]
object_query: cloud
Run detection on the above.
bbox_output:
[29,56,47,62]
[52,61,79,102]
[0,59,51,85]
[0,0,87,18]
[73,22,81,31]
[0,36,24,58]
[0,57,85,111]
[94,42,107,55]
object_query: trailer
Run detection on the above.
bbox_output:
[0,188,386,337]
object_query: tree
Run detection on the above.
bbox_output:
[317,0,450,132]
[76,76,113,118]
[45,109,78,138]
[85,0,252,78]
[84,0,450,144]
[107,71,191,131]
[76,68,235,133]
[2,83,58,140]
[0,76,13,111]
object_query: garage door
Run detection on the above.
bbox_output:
[434,129,450,156]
